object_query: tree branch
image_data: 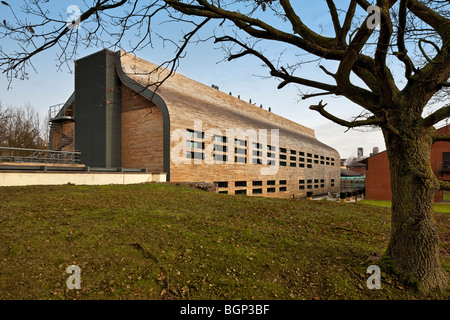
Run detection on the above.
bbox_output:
[309,100,381,128]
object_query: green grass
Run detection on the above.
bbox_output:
[0,183,448,300]
[360,199,450,214]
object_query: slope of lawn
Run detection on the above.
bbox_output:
[0,183,448,300]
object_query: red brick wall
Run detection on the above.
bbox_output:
[366,125,450,202]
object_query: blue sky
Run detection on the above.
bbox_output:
[0,1,393,159]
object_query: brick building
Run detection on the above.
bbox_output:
[49,49,340,198]
[365,125,450,202]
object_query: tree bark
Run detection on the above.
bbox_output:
[383,125,448,293]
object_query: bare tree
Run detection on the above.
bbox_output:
[0,0,449,292]
[0,101,45,149]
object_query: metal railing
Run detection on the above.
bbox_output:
[0,147,81,164]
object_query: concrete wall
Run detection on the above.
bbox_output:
[0,172,166,187]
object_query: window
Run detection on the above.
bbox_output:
[320,156,324,159]
[235,156,246,164]
[267,145,276,151]
[280,148,287,153]
[252,188,263,194]
[213,154,228,162]
[235,138,247,146]
[218,191,228,194]
[214,135,227,143]
[314,154,319,159]
[267,152,275,158]
[307,185,312,189]
[299,185,305,190]
[299,163,305,168]
[267,187,276,193]
[215,181,228,188]
[253,181,263,186]
[290,150,297,155]
[320,184,325,188]
[320,161,324,165]
[307,153,312,157]
[314,160,319,164]
[307,159,312,163]
[235,190,247,195]
[326,162,330,165]
[214,144,227,152]
[299,151,305,156]
[267,160,276,166]
[314,179,319,183]
[299,180,305,184]
[235,147,247,155]
[280,161,287,166]
[235,181,247,187]
[279,180,287,185]
[307,179,313,184]
[307,164,312,168]
[279,187,287,192]
[187,129,204,139]
[252,142,262,149]
[253,158,263,165]
[186,151,204,160]
[280,154,287,160]
[187,140,205,149]
[320,179,325,183]
[314,185,319,189]
[290,156,297,161]
[267,180,276,185]
[290,162,296,167]
[299,157,305,162]
[253,150,263,157]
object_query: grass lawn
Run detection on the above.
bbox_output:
[0,183,448,300]
[360,199,450,214]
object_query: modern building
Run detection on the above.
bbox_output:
[49,49,341,198]
[365,125,450,202]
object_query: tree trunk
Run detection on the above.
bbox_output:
[383,126,448,293]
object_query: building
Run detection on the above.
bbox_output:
[49,49,340,198]
[365,125,450,202]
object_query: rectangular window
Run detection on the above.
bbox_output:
[252,188,263,194]
[299,157,305,162]
[267,180,276,185]
[280,154,287,160]
[307,153,312,158]
[307,159,312,163]
[280,148,287,153]
[290,150,297,155]
[299,185,305,190]
[314,154,319,159]
[213,154,228,162]
[186,129,204,139]
[326,162,330,165]
[280,161,287,166]
[314,160,319,164]
[215,181,228,188]
[299,163,305,168]
[314,179,319,183]
[290,156,297,161]
[320,161,324,165]
[214,144,227,152]
[253,181,263,186]
[279,180,287,185]
[290,162,296,167]
[307,179,313,184]
[267,187,276,193]
[235,156,246,164]
[253,150,263,157]
[218,191,228,194]
[267,152,275,158]
[235,190,247,195]
[320,156,324,159]
[267,160,276,166]
[187,140,205,149]
[235,138,247,146]
[320,184,325,188]
[307,164,312,168]
[235,147,247,155]
[235,181,247,187]
[267,145,276,151]
[299,179,305,184]
[314,185,319,189]
[213,135,227,143]
[279,187,287,192]
[186,151,204,160]
[307,185,312,189]
[299,151,305,156]
[252,142,262,149]
[252,158,263,165]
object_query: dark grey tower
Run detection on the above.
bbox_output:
[74,49,122,168]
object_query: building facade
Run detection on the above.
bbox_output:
[50,49,341,198]
[365,125,450,202]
